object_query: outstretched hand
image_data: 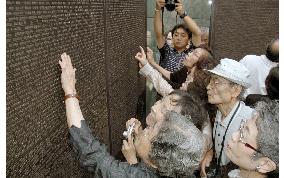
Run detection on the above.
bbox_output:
[134,46,148,67]
[59,53,77,95]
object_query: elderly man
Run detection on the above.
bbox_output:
[226,100,279,178]
[154,0,201,72]
[200,58,255,177]
[59,53,207,177]
[240,38,279,98]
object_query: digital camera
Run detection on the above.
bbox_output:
[165,0,178,11]
[123,123,135,138]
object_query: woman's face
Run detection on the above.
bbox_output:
[226,117,259,170]
[182,48,205,68]
[206,75,238,105]
[136,94,181,163]
[146,94,181,128]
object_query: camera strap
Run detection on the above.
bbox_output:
[214,101,241,174]
[161,8,164,35]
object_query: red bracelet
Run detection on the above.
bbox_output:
[64,93,80,101]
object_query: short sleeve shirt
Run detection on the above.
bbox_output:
[213,101,255,166]
[159,43,195,72]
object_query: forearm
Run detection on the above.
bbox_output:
[154,10,165,48]
[202,117,213,151]
[65,97,84,128]
[151,62,171,80]
[139,63,174,97]
[183,16,201,46]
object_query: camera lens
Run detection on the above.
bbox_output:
[165,0,176,11]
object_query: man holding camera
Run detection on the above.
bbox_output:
[154,0,202,72]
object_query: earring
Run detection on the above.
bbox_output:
[256,165,261,171]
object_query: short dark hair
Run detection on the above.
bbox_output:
[150,111,205,177]
[169,90,208,131]
[171,23,192,39]
[265,38,279,62]
[265,66,279,100]
[194,47,217,71]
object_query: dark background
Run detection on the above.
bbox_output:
[210,0,279,61]
[7,0,146,177]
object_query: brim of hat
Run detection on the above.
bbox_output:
[205,69,251,88]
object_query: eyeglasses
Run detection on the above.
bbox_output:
[208,77,232,87]
[239,120,266,157]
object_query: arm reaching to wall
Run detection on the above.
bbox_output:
[59,53,158,178]
[134,47,174,97]
[59,53,83,128]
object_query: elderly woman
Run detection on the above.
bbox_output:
[136,46,216,96]
[226,100,278,178]
[59,53,207,177]
[200,58,255,178]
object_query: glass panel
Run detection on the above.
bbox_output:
[146,0,212,114]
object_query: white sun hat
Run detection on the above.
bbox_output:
[205,58,251,88]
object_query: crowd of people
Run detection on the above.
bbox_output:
[58,0,279,177]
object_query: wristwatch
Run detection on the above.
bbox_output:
[180,11,187,19]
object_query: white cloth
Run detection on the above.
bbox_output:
[240,55,278,97]
[228,169,242,178]
[139,62,213,150]
[213,101,255,166]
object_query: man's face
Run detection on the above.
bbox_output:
[206,75,237,105]
[172,28,189,50]
[166,32,173,46]
[201,31,209,47]
[226,117,259,170]
[134,94,182,163]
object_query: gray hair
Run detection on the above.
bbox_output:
[150,111,205,177]
[254,100,279,170]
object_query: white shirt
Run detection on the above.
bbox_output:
[213,101,255,166]
[240,55,278,97]
[228,169,242,178]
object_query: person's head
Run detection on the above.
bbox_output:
[182,47,216,70]
[171,24,192,50]
[265,66,279,100]
[226,100,279,174]
[135,111,206,177]
[200,27,209,48]
[135,90,208,171]
[265,38,279,62]
[165,31,173,46]
[206,58,250,105]
[146,90,208,131]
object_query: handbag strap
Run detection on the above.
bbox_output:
[214,101,241,170]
